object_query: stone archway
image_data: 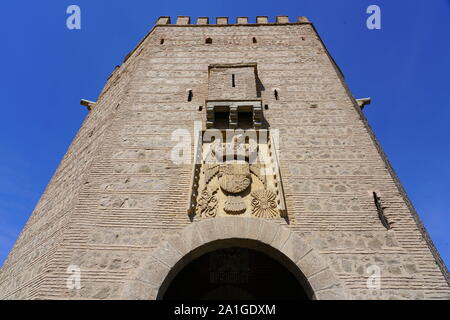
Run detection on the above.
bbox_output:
[161,241,312,300]
[120,217,349,300]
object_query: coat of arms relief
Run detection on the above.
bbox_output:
[187,131,287,219]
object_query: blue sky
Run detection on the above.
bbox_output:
[0,0,449,269]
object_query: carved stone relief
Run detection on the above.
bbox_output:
[251,189,278,218]
[188,131,287,219]
[196,186,219,218]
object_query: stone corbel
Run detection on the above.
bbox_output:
[80,99,96,111]
[356,97,371,110]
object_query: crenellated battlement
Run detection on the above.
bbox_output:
[155,16,310,26]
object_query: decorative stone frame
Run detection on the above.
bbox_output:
[120,217,349,300]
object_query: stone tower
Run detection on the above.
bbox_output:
[0,16,448,300]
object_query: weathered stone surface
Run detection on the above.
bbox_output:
[179,224,203,253]
[196,218,218,244]
[297,250,328,278]
[270,226,291,251]
[308,269,340,292]
[236,17,248,24]
[257,220,280,245]
[281,234,309,264]
[121,280,157,300]
[165,234,189,256]
[0,15,448,300]
[135,257,170,287]
[246,217,263,240]
[314,288,348,300]
[151,241,182,268]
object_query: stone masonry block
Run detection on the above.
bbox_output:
[156,16,171,25]
[314,288,348,300]
[180,223,204,252]
[135,257,170,287]
[236,17,248,24]
[197,218,218,244]
[276,16,289,23]
[176,16,190,25]
[297,16,310,23]
[281,233,310,264]
[235,217,249,237]
[256,16,269,24]
[165,233,189,257]
[308,269,340,292]
[216,17,228,25]
[270,226,291,251]
[246,217,263,240]
[122,280,157,300]
[217,217,241,239]
[197,17,209,25]
[257,220,280,245]
[297,250,328,278]
[150,241,182,269]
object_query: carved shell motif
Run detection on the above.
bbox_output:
[251,190,278,218]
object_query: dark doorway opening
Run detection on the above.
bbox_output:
[238,111,253,129]
[163,247,309,300]
[214,111,230,129]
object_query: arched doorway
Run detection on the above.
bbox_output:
[163,245,310,300]
[120,217,349,300]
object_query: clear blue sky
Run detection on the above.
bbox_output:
[0,0,449,269]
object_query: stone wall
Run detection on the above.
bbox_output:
[0,16,448,300]
[208,64,258,100]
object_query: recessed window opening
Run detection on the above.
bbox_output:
[160,39,165,44]
[187,90,193,102]
[205,38,212,44]
[232,74,236,87]
[274,89,279,100]
[214,111,230,129]
[252,37,257,43]
[238,111,253,129]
